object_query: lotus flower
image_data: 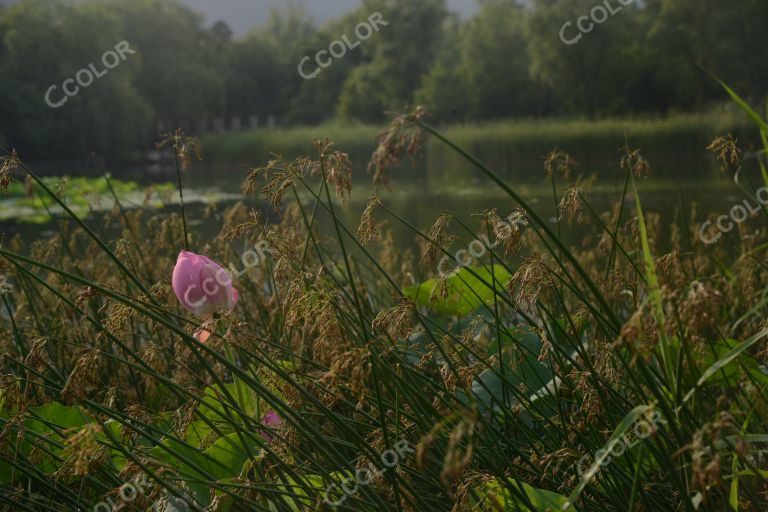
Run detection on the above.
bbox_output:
[260,410,281,442]
[193,326,212,343]
[172,251,238,319]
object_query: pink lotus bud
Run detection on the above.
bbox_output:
[260,410,281,442]
[172,251,238,319]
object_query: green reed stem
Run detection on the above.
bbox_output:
[223,340,248,419]
[173,143,190,251]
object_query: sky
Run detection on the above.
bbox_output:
[180,0,480,35]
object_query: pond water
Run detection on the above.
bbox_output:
[0,158,761,259]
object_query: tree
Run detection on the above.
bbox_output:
[418,1,550,122]
[647,0,768,107]
[226,2,320,124]
[210,20,233,50]
[287,8,372,124]
[337,0,448,122]
[112,0,226,126]
[414,23,473,123]
[225,32,287,121]
[0,0,152,159]
[527,0,656,116]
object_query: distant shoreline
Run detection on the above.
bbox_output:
[201,109,755,180]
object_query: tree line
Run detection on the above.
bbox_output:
[0,0,766,160]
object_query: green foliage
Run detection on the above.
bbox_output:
[473,478,573,511]
[2,0,768,159]
[113,0,227,121]
[0,175,175,223]
[647,0,768,107]
[0,0,152,158]
[404,264,513,316]
[418,0,548,120]
[337,0,448,122]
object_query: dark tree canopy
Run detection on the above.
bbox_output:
[0,0,766,159]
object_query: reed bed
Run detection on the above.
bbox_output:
[0,88,767,512]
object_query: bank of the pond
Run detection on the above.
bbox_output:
[201,108,755,182]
